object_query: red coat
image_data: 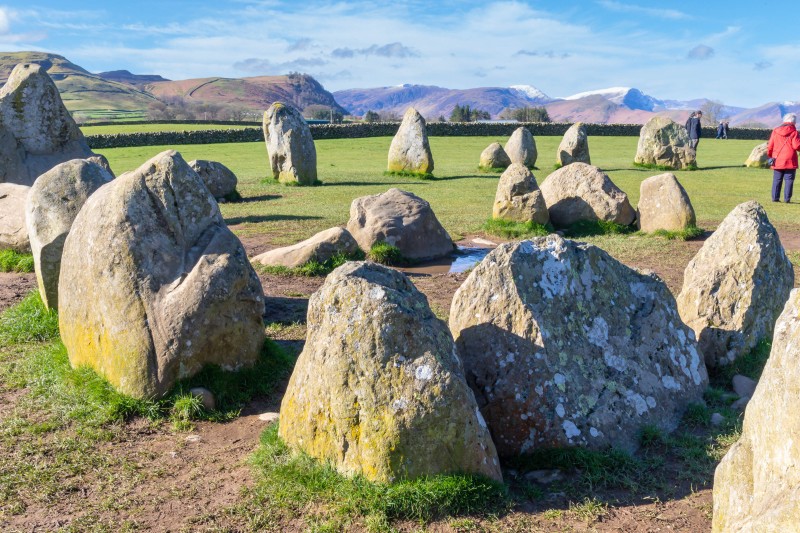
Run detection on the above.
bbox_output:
[768,123,800,169]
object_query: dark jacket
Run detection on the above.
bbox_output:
[768,123,800,169]
[685,116,702,140]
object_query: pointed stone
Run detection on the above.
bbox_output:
[556,122,590,166]
[505,127,537,168]
[263,102,317,185]
[387,107,434,175]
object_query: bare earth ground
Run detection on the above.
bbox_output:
[3,228,800,532]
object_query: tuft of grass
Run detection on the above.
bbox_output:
[568,497,608,522]
[639,424,665,447]
[553,163,562,170]
[649,225,704,241]
[563,219,635,238]
[384,170,434,180]
[0,249,35,273]
[477,166,506,173]
[633,161,698,172]
[170,393,205,431]
[0,291,59,347]
[483,218,552,239]
[367,242,409,266]
[254,250,365,277]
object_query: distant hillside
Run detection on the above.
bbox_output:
[98,70,170,88]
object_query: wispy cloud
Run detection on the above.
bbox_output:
[331,42,418,59]
[514,49,571,59]
[687,44,714,60]
[233,56,327,73]
[596,0,690,20]
[286,38,312,52]
[754,61,772,71]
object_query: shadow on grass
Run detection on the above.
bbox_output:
[325,181,419,187]
[239,194,283,203]
[225,214,323,225]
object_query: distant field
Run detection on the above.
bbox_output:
[81,123,256,135]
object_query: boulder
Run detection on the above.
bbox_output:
[492,163,549,225]
[25,159,113,310]
[279,261,502,483]
[744,142,769,169]
[58,150,265,399]
[263,102,317,185]
[387,107,434,175]
[713,290,800,532]
[539,162,636,228]
[449,236,708,457]
[0,63,98,185]
[347,188,454,260]
[0,183,30,252]
[677,201,794,368]
[479,142,511,170]
[505,127,537,168]
[252,227,360,268]
[556,122,590,166]
[637,173,696,232]
[187,159,238,199]
[634,116,696,170]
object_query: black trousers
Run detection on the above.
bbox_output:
[773,169,796,202]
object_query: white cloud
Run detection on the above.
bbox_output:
[0,8,11,34]
[596,0,690,20]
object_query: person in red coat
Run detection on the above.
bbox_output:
[768,113,800,202]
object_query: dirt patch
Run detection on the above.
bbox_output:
[0,273,36,313]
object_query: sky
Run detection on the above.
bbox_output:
[0,0,794,107]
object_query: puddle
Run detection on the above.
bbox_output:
[401,246,493,275]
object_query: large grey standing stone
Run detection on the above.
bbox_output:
[556,122,590,166]
[347,188,454,260]
[387,107,434,175]
[492,163,549,225]
[713,290,800,532]
[263,102,317,185]
[505,127,537,168]
[634,116,697,170]
[637,173,696,232]
[0,183,30,252]
[188,160,238,199]
[744,143,769,169]
[58,150,265,399]
[25,159,113,310]
[479,142,511,170]
[539,162,636,228]
[279,261,502,483]
[252,227,360,268]
[0,63,97,185]
[449,236,708,457]
[677,201,794,369]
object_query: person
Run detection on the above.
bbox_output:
[716,121,724,139]
[723,121,730,139]
[685,110,702,149]
[767,113,800,203]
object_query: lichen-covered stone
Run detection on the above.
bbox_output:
[677,201,793,368]
[25,159,113,310]
[263,102,317,185]
[556,122,590,166]
[505,127,537,168]
[637,173,696,232]
[279,261,502,483]
[713,289,800,532]
[492,164,549,224]
[634,116,696,170]
[744,142,769,169]
[252,227,360,268]
[539,162,635,228]
[479,142,511,169]
[449,236,708,457]
[0,183,30,252]
[58,150,265,399]
[387,107,434,175]
[188,159,238,199]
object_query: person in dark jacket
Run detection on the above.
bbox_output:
[723,121,730,139]
[685,110,702,149]
[767,113,800,202]
[716,121,724,139]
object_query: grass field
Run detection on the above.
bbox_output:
[81,123,257,135]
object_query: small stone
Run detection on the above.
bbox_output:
[556,122,590,166]
[732,375,758,399]
[479,142,511,169]
[0,183,31,252]
[505,126,537,168]
[258,412,279,423]
[524,469,564,484]
[710,413,725,427]
[387,107,433,175]
[185,434,201,443]
[492,163,549,225]
[187,159,238,199]
[637,173,696,233]
[744,143,769,169]
[252,227,360,269]
[189,387,216,411]
[730,396,750,411]
[471,237,496,246]
[634,116,696,170]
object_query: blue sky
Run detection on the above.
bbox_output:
[0,0,793,107]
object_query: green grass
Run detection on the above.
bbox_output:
[477,165,506,173]
[384,169,435,180]
[648,225,705,241]
[563,219,635,238]
[633,161,698,172]
[254,250,365,277]
[0,292,59,346]
[711,338,772,387]
[367,241,409,266]
[483,218,552,239]
[0,249,34,273]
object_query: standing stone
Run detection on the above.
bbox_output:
[188,160,238,199]
[492,163,549,225]
[539,162,636,228]
[677,201,794,368]
[556,123,590,166]
[449,236,708,457]
[387,107,434,175]
[59,150,265,399]
[637,173,696,232]
[713,290,800,532]
[252,227,360,268]
[25,159,113,310]
[263,102,317,185]
[0,183,30,252]
[347,188,454,260]
[634,116,696,170]
[505,127,537,168]
[479,142,511,170]
[279,261,502,483]
[744,143,769,168]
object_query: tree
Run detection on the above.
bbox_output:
[363,110,380,123]
[499,106,551,122]
[449,104,491,122]
[700,100,726,127]
[303,104,344,123]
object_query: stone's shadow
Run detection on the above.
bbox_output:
[263,295,308,325]
[433,174,503,181]
[239,194,282,203]
[225,214,323,225]
[326,181,415,187]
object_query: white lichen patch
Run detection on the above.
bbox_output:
[415,365,433,381]
[538,252,569,299]
[556,403,566,417]
[562,420,581,439]
[625,390,650,415]
[662,375,681,390]
[369,286,385,300]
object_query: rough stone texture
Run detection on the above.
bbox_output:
[744,142,769,169]
[347,188,454,260]
[479,142,511,169]
[263,102,317,185]
[449,236,708,457]
[0,63,97,186]
[25,159,113,310]
[86,154,115,177]
[0,183,30,252]
[387,107,434,175]
[677,201,794,368]
[634,116,697,170]
[505,127,537,168]
[540,162,636,228]
[556,122,590,166]
[713,289,800,532]
[252,227,360,268]
[492,163,549,225]
[58,150,265,399]
[637,173,696,232]
[732,375,757,399]
[279,261,502,483]
[188,159,238,199]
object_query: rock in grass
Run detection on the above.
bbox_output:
[0,183,30,252]
[479,142,511,170]
[189,387,216,411]
[634,116,696,170]
[732,375,757,398]
[25,159,113,310]
[713,289,800,532]
[347,188,454,261]
[188,159,238,199]
[449,236,708,457]
[252,227,360,268]
[279,261,502,483]
[263,102,317,185]
[387,107,434,175]
[59,150,265,399]
[637,173,696,232]
[556,122,590,166]
[492,163,549,224]
[539,162,635,228]
[505,127,537,168]
[744,143,769,169]
[677,201,793,368]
